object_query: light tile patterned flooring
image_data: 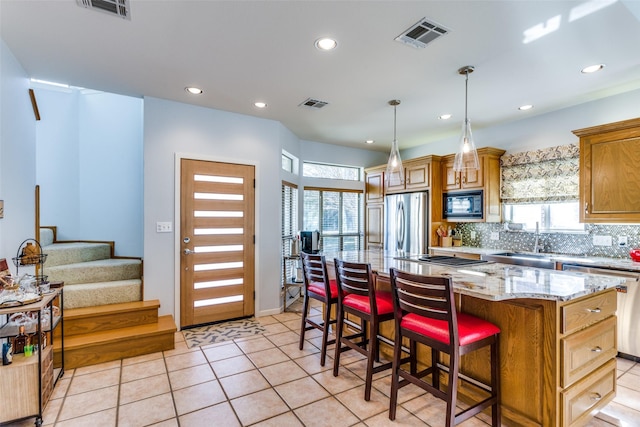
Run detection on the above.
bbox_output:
[5,301,640,427]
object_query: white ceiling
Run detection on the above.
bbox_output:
[2,0,640,152]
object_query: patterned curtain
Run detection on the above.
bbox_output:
[501,144,579,204]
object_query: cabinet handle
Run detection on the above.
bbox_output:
[184,249,194,255]
[587,308,601,313]
[590,392,602,401]
[456,176,460,185]
[462,175,467,184]
[591,346,602,353]
[585,202,589,214]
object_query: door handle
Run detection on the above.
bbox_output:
[184,249,194,255]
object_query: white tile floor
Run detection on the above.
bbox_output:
[4,301,640,427]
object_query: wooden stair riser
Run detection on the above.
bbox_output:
[55,302,161,338]
[55,331,175,368]
[54,315,176,369]
[55,308,159,339]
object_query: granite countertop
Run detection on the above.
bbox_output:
[430,246,640,272]
[324,250,626,303]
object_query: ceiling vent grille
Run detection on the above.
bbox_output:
[299,98,329,109]
[77,0,131,20]
[395,17,450,48]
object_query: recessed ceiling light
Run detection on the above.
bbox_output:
[518,104,533,111]
[581,64,605,74]
[438,114,452,120]
[365,140,375,144]
[315,37,337,51]
[185,87,203,95]
[254,102,267,108]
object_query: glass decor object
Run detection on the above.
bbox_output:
[385,100,404,188]
[453,66,480,172]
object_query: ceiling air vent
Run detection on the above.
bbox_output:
[77,0,131,20]
[299,98,328,109]
[395,17,450,49]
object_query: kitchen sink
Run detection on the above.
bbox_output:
[481,252,556,269]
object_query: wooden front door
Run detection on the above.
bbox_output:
[180,159,255,327]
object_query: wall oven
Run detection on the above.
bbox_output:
[443,190,483,220]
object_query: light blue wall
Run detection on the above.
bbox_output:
[77,92,143,256]
[35,87,80,239]
[35,88,143,256]
[0,39,37,270]
[143,97,284,319]
[402,87,640,159]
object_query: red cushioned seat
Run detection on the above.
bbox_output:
[401,312,501,346]
[308,279,339,299]
[343,291,394,315]
[388,268,501,427]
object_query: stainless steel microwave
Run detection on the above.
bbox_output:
[443,190,483,219]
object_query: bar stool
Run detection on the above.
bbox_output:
[332,259,396,401]
[299,252,339,366]
[388,268,501,426]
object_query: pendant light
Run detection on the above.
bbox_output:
[453,66,480,172]
[385,100,404,188]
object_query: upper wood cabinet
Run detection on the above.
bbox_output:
[365,167,385,203]
[573,117,640,223]
[442,156,484,190]
[386,158,431,194]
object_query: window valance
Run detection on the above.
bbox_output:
[500,144,579,204]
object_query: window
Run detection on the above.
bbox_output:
[303,189,363,252]
[501,144,584,232]
[281,182,298,283]
[503,202,584,232]
[303,162,361,181]
[282,150,299,174]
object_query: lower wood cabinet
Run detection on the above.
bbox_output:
[561,359,616,427]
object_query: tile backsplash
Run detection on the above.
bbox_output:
[456,223,640,259]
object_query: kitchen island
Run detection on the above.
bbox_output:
[324,250,624,427]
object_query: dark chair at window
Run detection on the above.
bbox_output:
[332,258,396,401]
[299,252,339,366]
[388,268,501,426]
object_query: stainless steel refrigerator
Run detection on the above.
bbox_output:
[384,191,428,256]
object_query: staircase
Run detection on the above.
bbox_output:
[40,226,176,369]
[54,300,176,369]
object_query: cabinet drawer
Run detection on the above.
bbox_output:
[561,358,616,427]
[561,316,617,388]
[561,289,616,335]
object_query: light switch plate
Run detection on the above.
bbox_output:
[618,236,628,247]
[593,235,612,246]
[470,231,477,240]
[490,231,500,241]
[156,222,172,233]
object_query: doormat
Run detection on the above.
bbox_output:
[182,317,266,348]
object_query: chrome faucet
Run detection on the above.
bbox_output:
[533,221,542,253]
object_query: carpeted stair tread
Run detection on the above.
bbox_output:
[46,258,142,285]
[63,279,142,309]
[43,242,112,267]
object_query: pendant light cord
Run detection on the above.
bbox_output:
[464,70,469,122]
